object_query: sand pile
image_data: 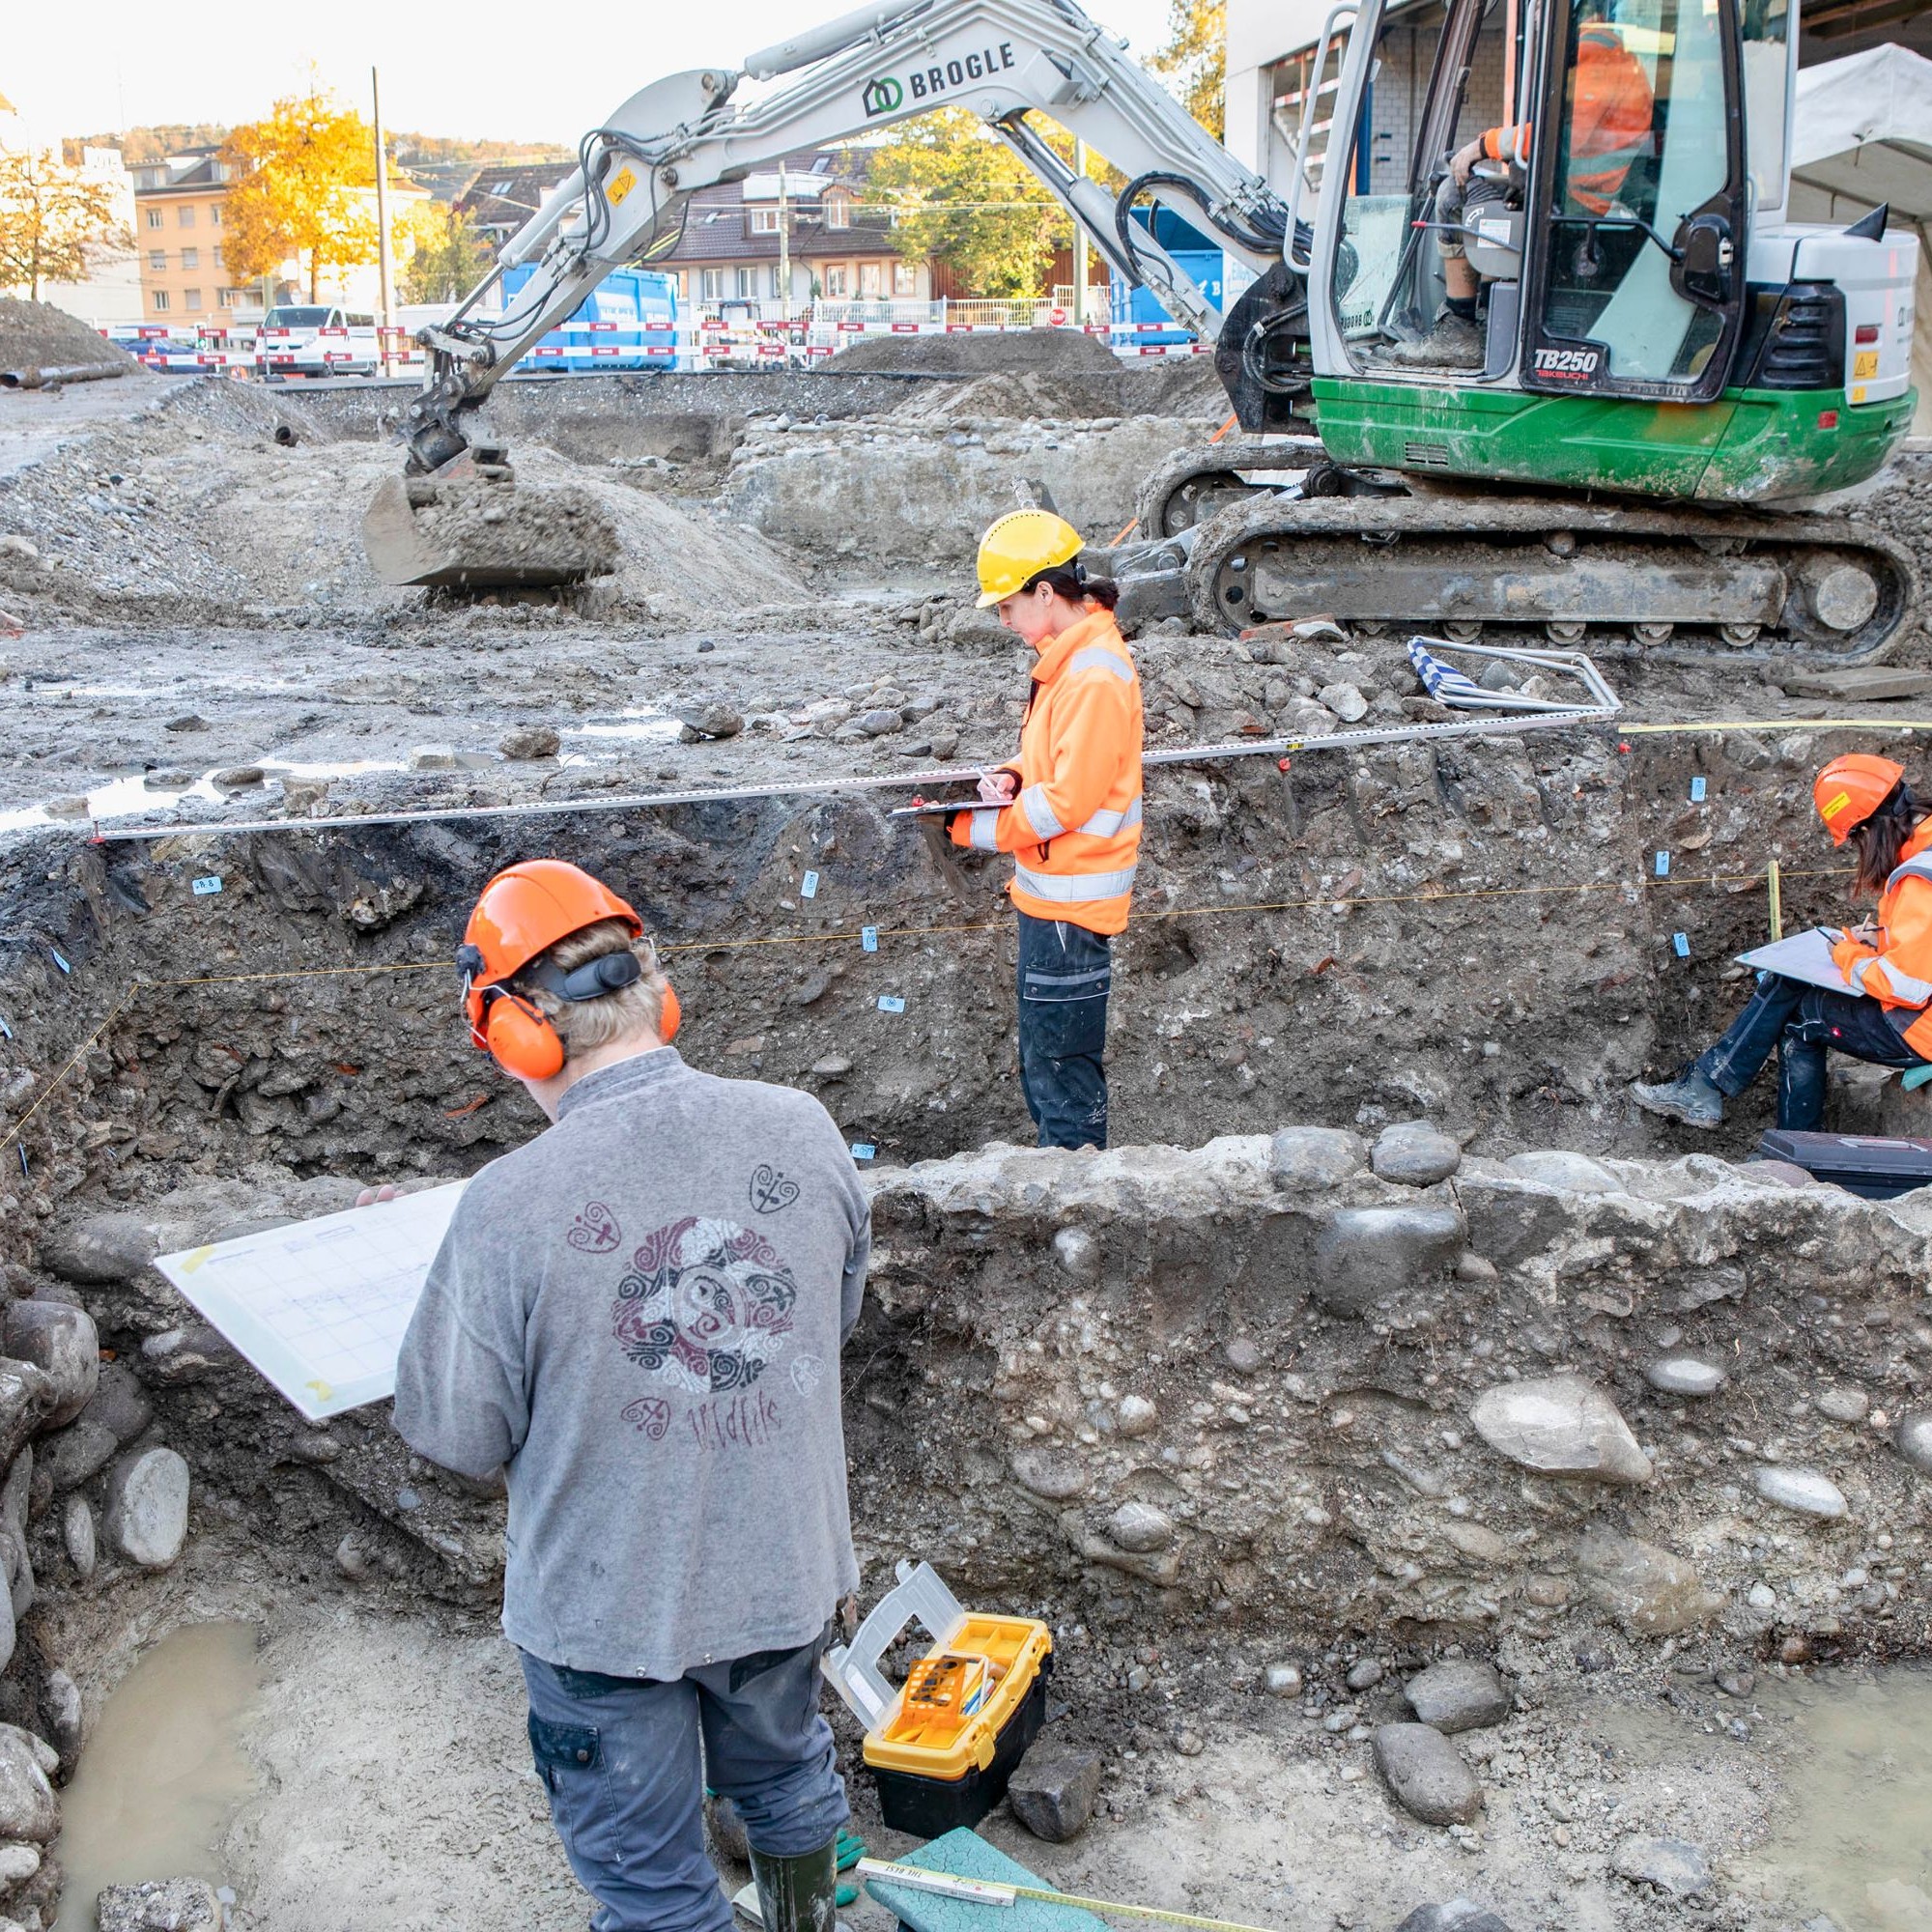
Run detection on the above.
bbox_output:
[891,368,1125,422]
[0,298,134,378]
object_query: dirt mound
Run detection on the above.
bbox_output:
[836,327,1120,377]
[890,368,1124,423]
[0,298,133,377]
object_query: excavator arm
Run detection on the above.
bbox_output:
[394,0,1293,472]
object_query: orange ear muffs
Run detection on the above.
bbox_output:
[482,991,566,1081]
[659,980,681,1044]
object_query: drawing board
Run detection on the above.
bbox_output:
[1735,927,1859,995]
[155,1180,468,1421]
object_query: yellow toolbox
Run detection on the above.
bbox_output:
[821,1562,1053,1834]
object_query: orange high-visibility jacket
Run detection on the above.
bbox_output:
[1832,818,1932,1059]
[950,608,1144,935]
[1481,25,1656,215]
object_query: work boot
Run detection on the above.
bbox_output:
[1375,310,1485,370]
[1630,1068,1725,1129]
[749,1839,841,1932]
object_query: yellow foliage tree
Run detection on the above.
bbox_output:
[0,147,120,300]
[221,89,381,301]
[1150,0,1227,140]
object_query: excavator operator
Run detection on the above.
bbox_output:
[1403,0,1656,367]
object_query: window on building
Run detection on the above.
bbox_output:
[152,290,170,312]
[893,260,918,296]
[148,250,166,271]
[183,289,202,311]
[748,208,781,234]
[218,289,236,308]
[824,192,850,230]
[210,205,222,227]
[770,264,786,299]
[700,268,724,299]
[180,248,199,270]
[146,209,163,230]
[860,261,883,298]
[178,206,195,228]
[734,266,755,298]
[825,265,849,297]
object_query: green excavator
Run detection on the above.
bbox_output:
[370,0,1918,662]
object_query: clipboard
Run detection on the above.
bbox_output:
[1735,927,1859,995]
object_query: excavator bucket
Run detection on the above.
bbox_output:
[361,468,619,591]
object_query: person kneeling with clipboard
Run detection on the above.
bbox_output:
[1634,755,1932,1132]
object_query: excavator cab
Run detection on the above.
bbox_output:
[1313,0,1756,399]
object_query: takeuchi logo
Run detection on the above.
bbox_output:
[862,75,903,115]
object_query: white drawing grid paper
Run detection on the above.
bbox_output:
[156,1181,468,1421]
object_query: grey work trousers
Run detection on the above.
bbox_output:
[521,1626,848,1932]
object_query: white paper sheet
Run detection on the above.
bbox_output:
[1735,927,1859,995]
[155,1180,468,1420]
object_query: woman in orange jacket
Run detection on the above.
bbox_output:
[1634,754,1932,1131]
[950,510,1144,1151]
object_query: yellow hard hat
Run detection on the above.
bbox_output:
[975,509,1083,609]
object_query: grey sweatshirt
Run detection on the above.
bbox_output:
[392,1046,869,1678]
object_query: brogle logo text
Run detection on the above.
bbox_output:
[863,43,1017,115]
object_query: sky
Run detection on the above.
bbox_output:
[7,0,1179,147]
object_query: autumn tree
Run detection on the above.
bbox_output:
[221,89,381,301]
[865,112,1074,299]
[400,204,490,303]
[0,148,121,300]
[1151,0,1227,139]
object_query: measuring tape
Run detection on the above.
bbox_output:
[855,1859,1282,1932]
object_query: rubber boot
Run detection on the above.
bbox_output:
[749,1839,840,1932]
[1630,1068,1725,1129]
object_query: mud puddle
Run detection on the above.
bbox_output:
[51,1621,260,1929]
[1753,1663,1932,1931]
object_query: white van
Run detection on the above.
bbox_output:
[255,305,380,380]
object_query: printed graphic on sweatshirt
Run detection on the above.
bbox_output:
[566,1201,623,1254]
[749,1164,800,1214]
[612,1216,799,1400]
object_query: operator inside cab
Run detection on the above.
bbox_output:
[1393,0,1655,369]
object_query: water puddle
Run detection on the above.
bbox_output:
[567,707,681,744]
[51,1621,260,1929]
[1755,1663,1932,1931]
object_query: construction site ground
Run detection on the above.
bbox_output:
[1,341,1930,1932]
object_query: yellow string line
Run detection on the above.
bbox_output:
[0,984,139,1161]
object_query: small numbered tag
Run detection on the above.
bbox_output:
[877,995,905,1014]
[1690,777,1707,803]
[1673,932,1690,958]
[849,1142,876,1161]
[861,926,878,952]
[192,875,223,896]
[1655,852,1670,878]
[801,871,820,899]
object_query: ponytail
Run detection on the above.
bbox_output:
[1020,560,1119,611]
[1850,780,1927,898]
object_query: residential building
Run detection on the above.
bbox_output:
[455,162,578,245]
[647,149,930,308]
[133,145,428,327]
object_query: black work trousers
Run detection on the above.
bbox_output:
[1693,970,1926,1130]
[1016,911,1112,1150]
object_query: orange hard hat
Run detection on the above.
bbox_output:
[1813,754,1904,845]
[456,862,654,1079]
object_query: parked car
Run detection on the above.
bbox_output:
[254,306,380,380]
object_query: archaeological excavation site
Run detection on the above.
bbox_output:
[0,317,1928,1932]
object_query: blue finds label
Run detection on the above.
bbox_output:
[192,875,223,896]
[1673,931,1690,958]
[48,949,69,976]
[801,871,819,899]
[1690,776,1707,803]
[877,995,905,1013]
[1655,852,1670,877]
[861,926,878,952]
[849,1142,876,1161]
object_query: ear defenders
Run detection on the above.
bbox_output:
[458,941,680,1082]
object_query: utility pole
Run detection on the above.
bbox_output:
[372,66,395,375]
[1071,137,1089,326]
[778,157,792,327]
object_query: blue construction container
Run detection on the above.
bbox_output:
[1109,208,1223,347]
[501,265,677,372]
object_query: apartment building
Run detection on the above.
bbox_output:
[131,148,244,326]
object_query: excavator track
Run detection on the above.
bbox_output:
[1179,487,1917,668]
[1134,439,1325,537]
